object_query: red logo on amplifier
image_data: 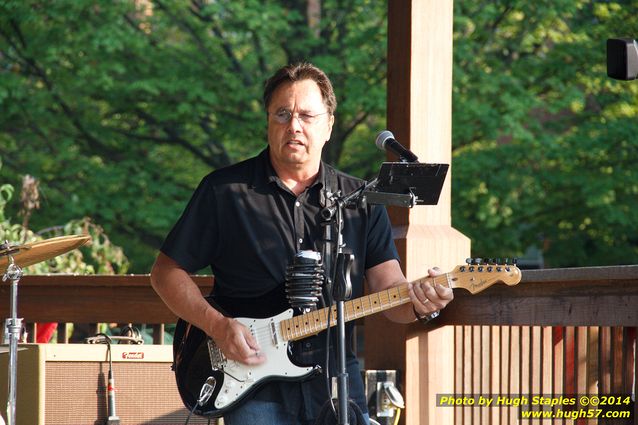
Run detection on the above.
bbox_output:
[122,352,144,360]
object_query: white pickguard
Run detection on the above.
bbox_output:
[213,309,315,409]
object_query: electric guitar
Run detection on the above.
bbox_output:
[173,261,522,418]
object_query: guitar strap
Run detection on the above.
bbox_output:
[319,164,338,209]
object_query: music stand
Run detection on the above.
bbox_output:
[322,161,448,424]
[360,162,449,207]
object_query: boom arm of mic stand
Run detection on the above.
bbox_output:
[360,190,416,208]
[335,178,417,209]
[320,179,378,221]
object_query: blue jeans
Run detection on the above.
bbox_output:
[222,399,370,425]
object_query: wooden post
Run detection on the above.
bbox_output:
[364,1,470,425]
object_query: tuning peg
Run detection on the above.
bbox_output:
[466,258,473,265]
[474,257,483,265]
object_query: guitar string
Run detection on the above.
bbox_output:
[236,267,516,352]
[248,273,457,344]
[246,266,516,346]
[248,279,417,344]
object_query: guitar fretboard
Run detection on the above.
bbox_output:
[280,273,454,342]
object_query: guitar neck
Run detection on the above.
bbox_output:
[279,274,452,342]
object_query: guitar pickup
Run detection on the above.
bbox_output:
[270,321,279,346]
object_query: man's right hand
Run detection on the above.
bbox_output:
[150,253,267,366]
[210,317,267,365]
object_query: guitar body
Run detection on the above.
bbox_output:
[172,262,521,418]
[173,302,321,418]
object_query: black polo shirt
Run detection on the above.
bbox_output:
[161,148,399,420]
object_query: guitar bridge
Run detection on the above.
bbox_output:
[207,338,227,370]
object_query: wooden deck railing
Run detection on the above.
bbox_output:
[436,265,638,425]
[439,265,638,327]
[0,266,636,424]
[0,274,213,343]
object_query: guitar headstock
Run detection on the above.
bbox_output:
[449,258,522,294]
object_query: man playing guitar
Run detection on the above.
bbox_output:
[150,62,454,425]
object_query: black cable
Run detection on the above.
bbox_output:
[182,402,214,424]
[315,399,366,425]
[119,324,140,338]
[184,378,215,425]
[91,326,211,425]
[97,333,113,373]
[317,196,369,425]
[321,203,346,420]
[322,230,338,418]
[183,403,197,425]
[323,299,337,417]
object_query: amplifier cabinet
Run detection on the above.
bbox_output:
[0,343,213,425]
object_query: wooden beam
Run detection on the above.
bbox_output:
[437,266,638,326]
[0,274,213,323]
[365,2,469,425]
[3,266,635,328]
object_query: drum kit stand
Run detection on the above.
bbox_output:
[0,235,90,425]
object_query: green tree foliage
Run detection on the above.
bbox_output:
[452,0,638,267]
[0,167,129,274]
[2,0,637,271]
[0,0,387,272]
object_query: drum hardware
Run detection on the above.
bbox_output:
[0,235,90,425]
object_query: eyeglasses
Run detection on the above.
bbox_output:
[271,108,330,126]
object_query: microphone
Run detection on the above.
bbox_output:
[375,130,419,163]
[285,250,325,313]
[106,369,120,425]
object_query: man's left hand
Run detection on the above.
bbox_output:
[408,267,454,318]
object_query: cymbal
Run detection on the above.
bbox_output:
[0,235,91,274]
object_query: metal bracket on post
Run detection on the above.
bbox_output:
[365,370,404,425]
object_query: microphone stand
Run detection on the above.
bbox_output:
[321,195,350,425]
[321,181,377,425]
[319,161,448,424]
